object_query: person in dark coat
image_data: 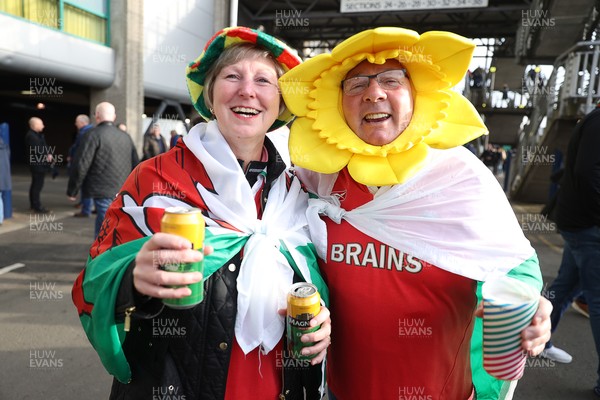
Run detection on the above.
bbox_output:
[69,114,94,217]
[169,129,183,149]
[142,123,167,160]
[0,129,11,224]
[67,102,139,237]
[24,117,51,213]
[542,103,600,393]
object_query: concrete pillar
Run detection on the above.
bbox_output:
[213,0,230,31]
[90,1,144,154]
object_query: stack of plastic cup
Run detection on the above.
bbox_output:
[482,275,540,381]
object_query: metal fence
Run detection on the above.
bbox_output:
[509,40,600,196]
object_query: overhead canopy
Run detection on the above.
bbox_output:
[238,0,597,64]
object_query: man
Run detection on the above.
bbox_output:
[480,143,497,170]
[0,133,10,224]
[471,66,486,106]
[280,27,551,399]
[69,114,94,218]
[169,129,183,149]
[67,102,139,237]
[142,123,167,160]
[24,117,51,213]
[543,102,600,395]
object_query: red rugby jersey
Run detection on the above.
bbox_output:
[323,169,477,399]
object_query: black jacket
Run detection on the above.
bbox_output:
[109,139,324,400]
[556,106,600,230]
[67,121,139,198]
[24,129,50,173]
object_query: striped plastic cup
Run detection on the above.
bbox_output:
[482,275,540,381]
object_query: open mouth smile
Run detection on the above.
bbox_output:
[231,106,261,118]
[364,113,391,123]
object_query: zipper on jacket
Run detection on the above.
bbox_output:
[124,306,136,332]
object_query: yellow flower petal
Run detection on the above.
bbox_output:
[279,54,337,116]
[279,81,314,117]
[331,27,420,62]
[417,31,476,87]
[404,62,448,93]
[312,108,362,149]
[382,90,448,154]
[347,143,430,186]
[289,117,352,173]
[426,91,488,148]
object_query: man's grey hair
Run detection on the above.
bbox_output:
[75,114,90,125]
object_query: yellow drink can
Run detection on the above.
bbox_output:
[160,207,205,309]
[286,283,321,359]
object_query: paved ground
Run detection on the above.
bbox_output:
[0,166,596,399]
[511,203,596,399]
[0,168,112,399]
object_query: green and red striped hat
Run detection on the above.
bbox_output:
[186,26,302,132]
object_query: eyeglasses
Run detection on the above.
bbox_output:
[341,69,409,96]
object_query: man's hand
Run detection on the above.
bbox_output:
[475,295,552,356]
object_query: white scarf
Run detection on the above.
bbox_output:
[300,146,534,282]
[183,121,313,354]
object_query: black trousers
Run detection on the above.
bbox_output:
[29,171,45,210]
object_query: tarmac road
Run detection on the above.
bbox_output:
[0,169,112,399]
[0,168,596,399]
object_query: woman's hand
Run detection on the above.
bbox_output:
[133,232,211,298]
[474,295,552,356]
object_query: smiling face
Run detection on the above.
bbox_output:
[211,57,281,147]
[342,59,414,146]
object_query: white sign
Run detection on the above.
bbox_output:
[340,0,488,13]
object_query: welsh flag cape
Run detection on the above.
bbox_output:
[299,145,542,400]
[72,121,328,383]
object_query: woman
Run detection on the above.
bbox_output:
[72,27,331,400]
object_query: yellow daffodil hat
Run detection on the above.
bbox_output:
[279,27,488,185]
